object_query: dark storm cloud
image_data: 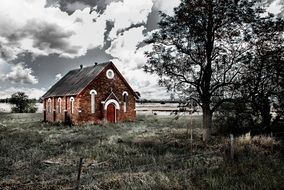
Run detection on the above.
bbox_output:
[11,47,113,88]
[44,0,161,53]
[45,0,123,15]
[103,20,115,50]
[144,6,160,33]
[131,7,160,51]
[0,19,81,60]
[135,6,161,50]
[24,20,80,54]
[0,44,12,60]
[116,23,146,36]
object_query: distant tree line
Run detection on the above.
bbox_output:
[0,97,39,104]
[0,98,10,103]
[1,92,38,113]
[136,99,186,104]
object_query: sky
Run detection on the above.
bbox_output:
[0,0,283,99]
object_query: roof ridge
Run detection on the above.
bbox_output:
[69,61,111,72]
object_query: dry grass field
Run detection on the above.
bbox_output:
[0,113,283,190]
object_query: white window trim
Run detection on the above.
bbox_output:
[90,90,97,113]
[122,91,128,113]
[122,91,129,96]
[57,98,62,113]
[70,97,75,114]
[47,98,51,113]
[106,69,114,79]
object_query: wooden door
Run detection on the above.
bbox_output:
[107,104,116,123]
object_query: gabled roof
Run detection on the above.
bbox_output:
[42,62,111,98]
[42,61,139,99]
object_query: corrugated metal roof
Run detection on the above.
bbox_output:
[42,62,110,98]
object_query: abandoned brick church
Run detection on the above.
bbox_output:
[42,62,138,124]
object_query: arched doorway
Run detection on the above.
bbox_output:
[104,99,120,123]
[107,103,116,123]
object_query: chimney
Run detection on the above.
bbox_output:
[94,62,98,66]
[80,64,83,69]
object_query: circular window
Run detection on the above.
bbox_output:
[106,69,114,79]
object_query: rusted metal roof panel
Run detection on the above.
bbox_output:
[42,62,110,98]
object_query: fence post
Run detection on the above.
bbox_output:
[100,136,103,146]
[190,128,193,153]
[75,158,83,190]
[230,134,234,161]
[190,109,193,153]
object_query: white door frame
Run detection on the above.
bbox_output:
[104,99,120,123]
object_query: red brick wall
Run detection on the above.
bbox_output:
[78,64,136,124]
[44,95,80,124]
[43,64,136,124]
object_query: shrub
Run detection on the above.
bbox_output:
[214,101,254,135]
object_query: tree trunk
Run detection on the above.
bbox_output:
[202,105,213,142]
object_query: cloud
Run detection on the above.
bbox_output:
[103,20,115,49]
[0,0,104,60]
[18,20,81,56]
[0,36,23,61]
[0,0,154,62]
[106,26,169,99]
[0,0,156,98]
[266,0,284,15]
[0,87,45,99]
[4,63,38,84]
[55,73,63,81]
[153,0,180,16]
[46,0,123,15]
[103,0,153,40]
[66,2,89,13]
[101,0,180,99]
[0,58,8,74]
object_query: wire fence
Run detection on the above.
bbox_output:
[1,121,282,189]
[89,151,220,177]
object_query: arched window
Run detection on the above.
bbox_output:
[70,97,75,114]
[90,90,97,113]
[57,98,62,113]
[122,91,128,112]
[47,98,51,113]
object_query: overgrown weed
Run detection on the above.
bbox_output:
[0,114,283,189]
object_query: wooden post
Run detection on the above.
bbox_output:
[187,122,190,137]
[75,158,83,190]
[190,102,193,153]
[100,136,102,146]
[230,134,234,161]
[190,128,193,152]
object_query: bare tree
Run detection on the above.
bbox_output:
[144,0,260,141]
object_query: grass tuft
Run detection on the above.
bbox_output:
[0,114,283,189]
